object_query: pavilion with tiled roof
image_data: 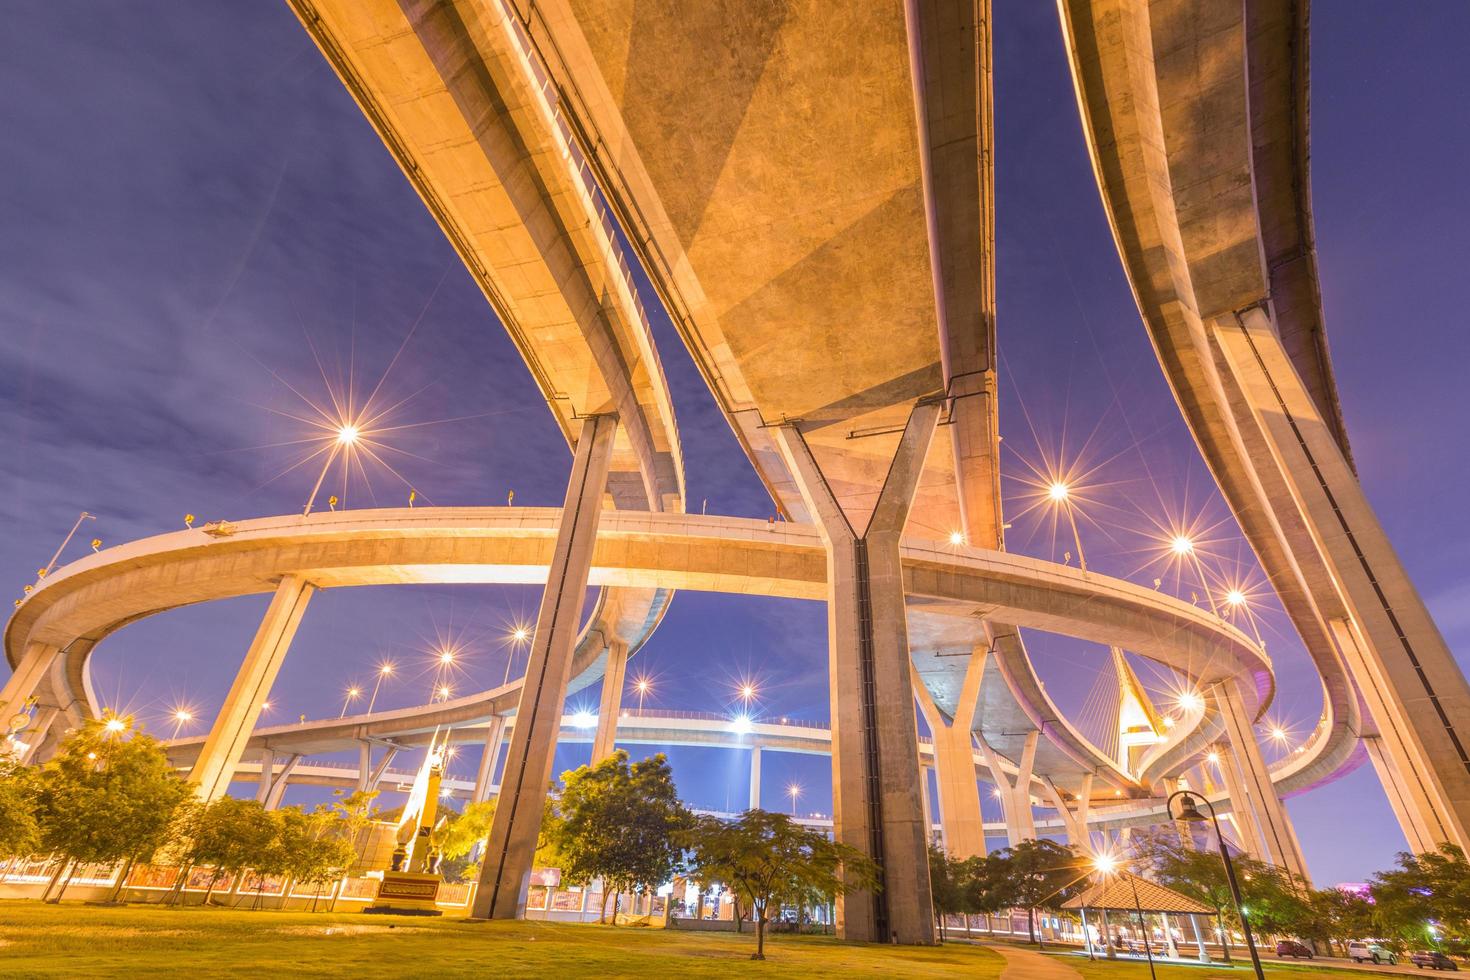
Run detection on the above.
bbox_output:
[1062,871,1218,963]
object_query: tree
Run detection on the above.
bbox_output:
[928,844,966,941]
[991,838,1085,946]
[29,716,189,902]
[0,757,39,866]
[435,799,496,882]
[686,810,879,960]
[163,795,276,905]
[962,853,1010,934]
[1372,844,1470,955]
[548,751,693,923]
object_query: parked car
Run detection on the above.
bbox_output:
[1348,941,1399,965]
[1411,950,1459,971]
[1276,940,1314,959]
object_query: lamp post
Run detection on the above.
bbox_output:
[367,661,394,714]
[1167,790,1264,980]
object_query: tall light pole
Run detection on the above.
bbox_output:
[787,783,801,816]
[39,512,96,580]
[339,685,361,718]
[1167,790,1264,980]
[367,661,395,714]
[633,676,651,713]
[503,626,530,685]
[1049,482,1087,572]
[1170,536,1220,615]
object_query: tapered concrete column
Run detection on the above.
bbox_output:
[16,706,58,765]
[748,745,762,810]
[920,763,935,844]
[1214,308,1470,851]
[775,400,941,944]
[978,731,1038,846]
[1212,738,1266,861]
[191,574,315,800]
[1212,679,1310,880]
[913,651,987,858]
[357,741,373,793]
[0,642,60,724]
[473,717,507,803]
[365,745,398,794]
[255,750,275,805]
[591,641,628,764]
[1041,773,1092,852]
[263,754,301,810]
[474,414,616,921]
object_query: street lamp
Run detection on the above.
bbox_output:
[1167,790,1264,980]
[1049,481,1088,572]
[170,708,193,740]
[367,660,395,714]
[633,676,652,713]
[787,783,801,815]
[340,685,362,718]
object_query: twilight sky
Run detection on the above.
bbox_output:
[2,2,1467,885]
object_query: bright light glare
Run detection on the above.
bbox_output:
[439,649,455,665]
[1177,691,1203,712]
[739,684,757,701]
[1225,589,1247,608]
[104,718,127,733]
[1162,716,1175,729]
[949,531,966,546]
[173,710,192,722]
[1270,726,1288,742]
[787,783,801,798]
[437,685,452,700]
[636,679,650,693]
[1048,482,1070,502]
[1092,853,1118,874]
[1207,751,1221,765]
[347,687,361,698]
[570,710,597,729]
[1170,535,1194,556]
[512,627,530,643]
[336,424,360,445]
[731,715,753,735]
[380,662,395,675]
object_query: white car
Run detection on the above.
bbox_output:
[1348,941,1399,965]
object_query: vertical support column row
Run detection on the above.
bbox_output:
[775,401,941,945]
[1212,680,1310,880]
[979,731,1039,846]
[591,640,628,764]
[473,414,616,921]
[191,574,315,800]
[913,649,988,858]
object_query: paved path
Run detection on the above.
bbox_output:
[991,945,1082,980]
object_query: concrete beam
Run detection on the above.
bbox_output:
[191,574,314,800]
[776,400,941,944]
[474,414,616,920]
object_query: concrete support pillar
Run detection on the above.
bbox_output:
[16,706,59,765]
[473,717,507,804]
[191,574,315,800]
[775,400,941,944]
[748,745,762,811]
[920,763,935,844]
[1214,309,1470,851]
[357,741,372,793]
[262,754,301,810]
[473,414,616,921]
[366,745,398,794]
[979,731,1038,845]
[1212,738,1266,861]
[591,640,628,764]
[255,750,275,805]
[1212,680,1310,881]
[1041,773,1092,852]
[0,642,60,725]
[913,650,987,858]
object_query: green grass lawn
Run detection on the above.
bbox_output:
[0,900,1006,978]
[1052,948,1399,980]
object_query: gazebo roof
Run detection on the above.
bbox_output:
[1061,871,1215,915]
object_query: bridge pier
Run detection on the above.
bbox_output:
[191,574,314,800]
[591,641,628,764]
[914,652,987,858]
[748,745,761,810]
[1213,679,1310,880]
[1041,773,1093,852]
[1213,308,1470,854]
[473,414,616,920]
[473,717,506,804]
[0,641,59,733]
[979,730,1039,846]
[775,401,940,945]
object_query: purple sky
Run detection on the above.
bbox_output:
[2,3,1467,884]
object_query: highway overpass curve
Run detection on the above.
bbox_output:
[9,507,1271,790]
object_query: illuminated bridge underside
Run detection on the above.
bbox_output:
[172,710,1258,837]
[7,508,1279,802]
